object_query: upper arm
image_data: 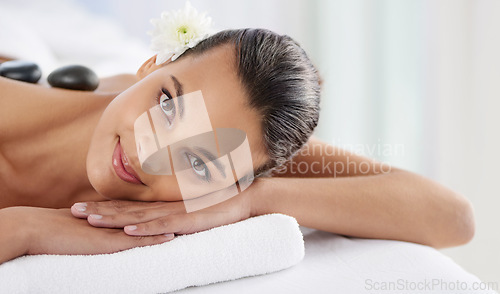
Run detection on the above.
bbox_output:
[272,136,395,178]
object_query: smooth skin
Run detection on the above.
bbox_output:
[0,46,475,264]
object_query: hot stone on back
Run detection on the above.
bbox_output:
[0,60,42,83]
[48,65,99,91]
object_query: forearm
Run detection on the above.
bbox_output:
[0,207,30,264]
[251,169,475,248]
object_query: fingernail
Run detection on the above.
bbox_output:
[73,203,87,212]
[89,214,102,220]
[126,225,137,231]
[164,233,175,240]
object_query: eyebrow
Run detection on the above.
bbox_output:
[194,147,227,179]
[171,75,185,119]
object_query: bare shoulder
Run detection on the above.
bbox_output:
[97,74,138,93]
[0,77,114,139]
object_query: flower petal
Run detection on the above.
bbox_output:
[155,52,174,65]
[149,1,214,63]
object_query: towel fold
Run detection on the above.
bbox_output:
[0,213,304,294]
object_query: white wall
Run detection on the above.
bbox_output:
[429,0,500,285]
[313,0,500,284]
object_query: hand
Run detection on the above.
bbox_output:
[4,207,173,257]
[71,182,257,236]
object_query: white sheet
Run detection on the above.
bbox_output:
[178,227,498,294]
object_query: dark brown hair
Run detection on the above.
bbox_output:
[185,28,321,176]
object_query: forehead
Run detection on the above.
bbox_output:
[156,46,268,168]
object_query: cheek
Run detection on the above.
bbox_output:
[87,87,154,169]
[86,105,120,192]
[89,98,131,155]
[85,99,144,197]
[138,175,183,201]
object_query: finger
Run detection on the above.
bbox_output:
[124,212,216,236]
[71,203,89,218]
[123,215,183,236]
[71,200,166,218]
[86,208,172,228]
[126,203,245,236]
[106,232,175,253]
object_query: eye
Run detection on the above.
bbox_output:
[186,153,211,181]
[160,89,176,125]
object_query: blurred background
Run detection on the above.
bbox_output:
[1,0,498,284]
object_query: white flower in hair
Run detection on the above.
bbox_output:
[150,1,214,64]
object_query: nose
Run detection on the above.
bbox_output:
[140,145,173,175]
[134,110,173,175]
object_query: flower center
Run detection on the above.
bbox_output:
[177,25,189,35]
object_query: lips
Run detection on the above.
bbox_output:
[112,140,144,185]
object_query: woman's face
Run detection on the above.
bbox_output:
[87,45,266,202]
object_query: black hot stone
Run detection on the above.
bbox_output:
[48,65,99,91]
[0,60,42,83]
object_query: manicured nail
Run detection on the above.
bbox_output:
[126,225,137,231]
[73,203,87,212]
[89,214,102,220]
[164,233,175,240]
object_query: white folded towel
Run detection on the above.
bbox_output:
[0,213,304,294]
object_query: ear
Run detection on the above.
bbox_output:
[136,55,168,80]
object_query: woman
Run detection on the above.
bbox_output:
[0,29,474,264]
